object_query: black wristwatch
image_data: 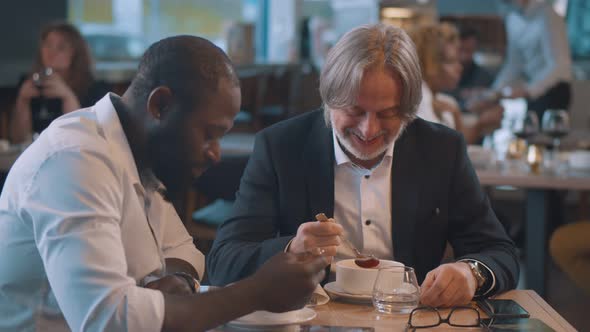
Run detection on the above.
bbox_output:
[173,272,200,294]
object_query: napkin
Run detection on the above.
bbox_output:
[310,284,330,306]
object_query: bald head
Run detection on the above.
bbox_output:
[129,35,240,109]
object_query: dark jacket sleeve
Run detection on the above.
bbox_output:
[206,131,293,286]
[447,134,519,294]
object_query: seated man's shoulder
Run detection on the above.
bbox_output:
[257,109,325,147]
[263,109,323,135]
[45,108,109,151]
[15,109,115,179]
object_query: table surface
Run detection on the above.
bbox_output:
[215,290,576,332]
[476,167,590,190]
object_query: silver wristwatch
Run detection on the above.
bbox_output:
[466,261,486,291]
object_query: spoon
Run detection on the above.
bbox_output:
[315,213,380,268]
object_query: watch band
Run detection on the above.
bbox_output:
[173,272,200,293]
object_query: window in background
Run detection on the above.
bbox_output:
[566,0,590,59]
[69,0,261,62]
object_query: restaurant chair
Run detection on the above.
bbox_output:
[188,155,249,254]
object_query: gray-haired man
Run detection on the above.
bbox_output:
[208,23,519,307]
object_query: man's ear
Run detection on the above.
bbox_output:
[146,86,173,121]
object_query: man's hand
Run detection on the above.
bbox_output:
[503,85,528,99]
[477,105,504,135]
[432,98,461,116]
[145,275,193,295]
[250,252,328,313]
[289,220,342,264]
[420,262,477,307]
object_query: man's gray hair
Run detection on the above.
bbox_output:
[320,23,422,125]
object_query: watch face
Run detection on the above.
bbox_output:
[469,262,486,287]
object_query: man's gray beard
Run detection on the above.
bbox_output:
[332,121,406,161]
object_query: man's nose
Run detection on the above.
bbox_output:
[359,113,380,139]
[206,141,221,164]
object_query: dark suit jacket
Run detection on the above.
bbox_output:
[207,110,519,294]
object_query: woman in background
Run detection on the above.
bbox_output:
[10,22,108,143]
[409,22,503,144]
[410,22,464,132]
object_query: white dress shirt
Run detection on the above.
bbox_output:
[416,82,457,129]
[331,127,497,295]
[332,131,394,262]
[493,0,572,98]
[0,94,204,331]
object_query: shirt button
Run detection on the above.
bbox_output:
[364,175,370,179]
[365,219,371,226]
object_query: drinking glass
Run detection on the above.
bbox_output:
[513,111,539,141]
[542,109,570,173]
[372,266,419,314]
[542,109,570,151]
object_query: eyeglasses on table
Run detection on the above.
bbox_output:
[406,306,489,331]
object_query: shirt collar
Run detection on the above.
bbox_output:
[331,127,394,168]
[94,93,145,190]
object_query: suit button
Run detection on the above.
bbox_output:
[364,175,370,179]
[365,219,372,226]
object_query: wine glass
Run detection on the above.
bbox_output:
[542,109,570,151]
[513,111,540,141]
[542,109,570,173]
[506,111,538,164]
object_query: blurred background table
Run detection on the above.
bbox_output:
[476,163,590,298]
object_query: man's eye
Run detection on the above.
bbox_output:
[378,110,397,118]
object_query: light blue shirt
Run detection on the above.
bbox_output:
[0,94,204,331]
[493,0,572,98]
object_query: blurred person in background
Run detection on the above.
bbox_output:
[411,22,464,132]
[492,0,572,120]
[410,23,503,144]
[10,21,109,144]
[447,25,495,112]
[550,220,590,294]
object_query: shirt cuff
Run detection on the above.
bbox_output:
[127,287,165,332]
[458,259,496,297]
[164,248,205,280]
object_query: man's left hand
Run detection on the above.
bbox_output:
[420,262,477,307]
[145,275,193,295]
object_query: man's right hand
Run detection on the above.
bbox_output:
[288,220,343,262]
[250,252,328,313]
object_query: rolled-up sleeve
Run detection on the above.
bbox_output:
[159,201,205,278]
[22,148,165,331]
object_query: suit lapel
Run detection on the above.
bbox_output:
[390,124,421,267]
[303,112,335,218]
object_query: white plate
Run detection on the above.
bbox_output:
[227,308,316,329]
[324,282,372,303]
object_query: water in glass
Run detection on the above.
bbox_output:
[372,266,419,314]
